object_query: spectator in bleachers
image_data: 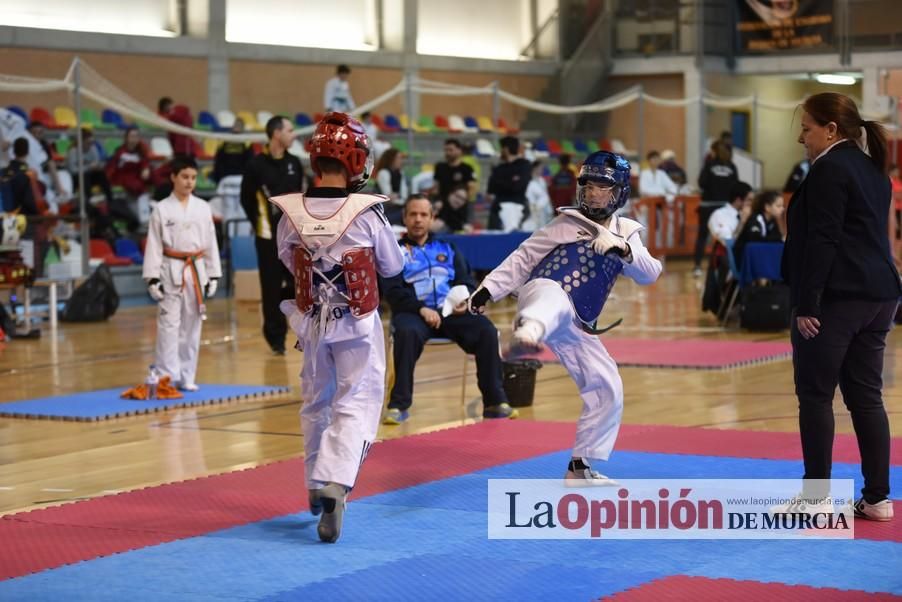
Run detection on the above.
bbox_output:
[379,195,515,424]
[26,121,65,201]
[433,139,477,232]
[360,111,389,158]
[487,135,532,231]
[158,96,199,157]
[0,108,28,170]
[105,127,150,228]
[106,127,151,197]
[212,117,253,183]
[694,140,739,276]
[658,149,687,187]
[67,129,113,205]
[733,190,785,268]
[704,130,733,164]
[548,153,578,210]
[240,115,304,355]
[701,180,753,315]
[783,157,810,194]
[523,159,552,231]
[1,138,40,215]
[639,150,679,199]
[372,148,407,226]
[323,64,355,113]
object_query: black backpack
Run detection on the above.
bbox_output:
[61,264,120,322]
[740,283,791,331]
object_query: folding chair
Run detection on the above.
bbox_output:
[717,239,742,325]
[385,329,470,408]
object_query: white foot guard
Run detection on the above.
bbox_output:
[504,318,545,360]
[564,458,619,487]
[317,483,348,543]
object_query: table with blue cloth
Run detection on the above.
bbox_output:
[440,232,530,271]
[739,242,784,287]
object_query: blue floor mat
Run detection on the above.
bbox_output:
[0,384,290,421]
[0,451,898,601]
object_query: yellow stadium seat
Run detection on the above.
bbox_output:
[398,114,410,130]
[203,138,220,158]
[476,116,495,133]
[54,106,78,129]
[236,110,260,131]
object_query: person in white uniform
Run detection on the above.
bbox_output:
[467,151,662,485]
[271,112,404,544]
[143,156,222,391]
[323,64,355,113]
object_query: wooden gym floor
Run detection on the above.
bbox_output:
[1,259,899,515]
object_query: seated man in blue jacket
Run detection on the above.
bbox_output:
[380,195,517,424]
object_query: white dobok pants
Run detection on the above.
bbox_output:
[517,278,624,462]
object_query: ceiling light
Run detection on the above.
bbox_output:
[815,74,856,85]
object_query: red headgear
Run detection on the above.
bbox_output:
[305,112,372,193]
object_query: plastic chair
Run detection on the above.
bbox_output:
[202,138,219,159]
[81,108,109,129]
[447,115,465,133]
[89,239,132,266]
[475,138,498,158]
[197,111,219,131]
[6,105,27,122]
[369,114,387,132]
[114,238,143,265]
[216,110,236,130]
[573,139,590,154]
[385,330,471,409]
[462,116,480,133]
[150,136,173,159]
[476,116,494,133]
[54,106,78,129]
[433,115,450,131]
[29,106,60,129]
[717,238,742,325]
[414,115,434,133]
[546,140,563,156]
[256,111,273,129]
[294,112,313,127]
[102,109,127,129]
[236,110,259,131]
[497,117,519,134]
[561,140,577,155]
[383,114,402,132]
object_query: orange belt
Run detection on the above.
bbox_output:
[163,247,206,317]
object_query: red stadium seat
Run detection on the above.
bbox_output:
[434,115,450,131]
[497,117,519,135]
[370,114,387,132]
[89,239,132,266]
[29,106,62,129]
[547,139,563,156]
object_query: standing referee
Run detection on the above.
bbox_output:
[240,115,304,354]
[782,92,901,521]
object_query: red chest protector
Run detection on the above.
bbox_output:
[270,193,386,318]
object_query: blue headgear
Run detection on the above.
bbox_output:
[577,151,631,220]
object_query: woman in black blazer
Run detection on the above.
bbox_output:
[782,92,901,521]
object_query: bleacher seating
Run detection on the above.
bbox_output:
[476,116,494,133]
[236,110,259,131]
[30,106,60,128]
[54,107,78,129]
[216,110,236,130]
[102,109,127,129]
[256,111,273,129]
[150,136,173,160]
[197,110,220,131]
[90,239,132,266]
[114,239,143,265]
[295,112,313,127]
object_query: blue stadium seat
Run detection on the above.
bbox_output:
[197,110,220,131]
[464,116,479,130]
[6,105,27,122]
[102,109,127,129]
[295,113,313,127]
[383,114,404,132]
[114,238,143,265]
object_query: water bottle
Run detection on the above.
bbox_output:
[145,365,159,400]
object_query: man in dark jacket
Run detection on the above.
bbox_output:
[1,138,39,215]
[488,136,532,230]
[379,195,516,424]
[240,115,304,354]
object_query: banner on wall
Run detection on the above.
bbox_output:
[737,0,834,52]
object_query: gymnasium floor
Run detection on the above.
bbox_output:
[1,259,900,599]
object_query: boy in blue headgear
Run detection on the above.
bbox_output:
[466,151,663,485]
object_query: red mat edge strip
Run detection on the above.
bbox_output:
[608,574,902,600]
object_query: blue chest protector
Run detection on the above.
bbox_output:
[528,241,623,325]
[402,240,456,309]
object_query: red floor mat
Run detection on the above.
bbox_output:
[609,575,901,600]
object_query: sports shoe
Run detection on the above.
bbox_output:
[854,498,894,522]
[317,483,348,543]
[179,383,199,392]
[564,458,618,487]
[692,266,703,278]
[504,318,545,360]
[769,493,834,517]
[382,408,410,425]
[483,403,519,419]
[308,488,322,516]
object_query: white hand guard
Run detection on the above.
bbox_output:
[147,279,165,302]
[591,226,630,259]
[205,278,218,298]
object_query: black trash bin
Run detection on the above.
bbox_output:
[502,360,542,408]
